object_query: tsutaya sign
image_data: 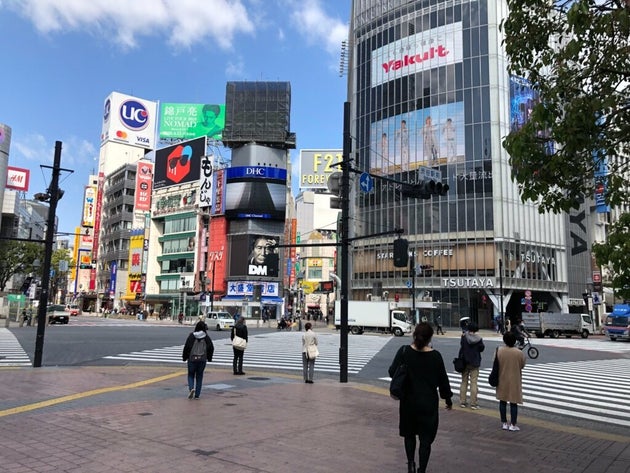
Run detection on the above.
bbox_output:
[442,277,495,288]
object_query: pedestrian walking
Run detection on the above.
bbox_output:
[231,316,248,375]
[182,320,214,399]
[459,322,485,409]
[434,314,445,335]
[302,322,318,383]
[495,331,526,431]
[388,322,453,473]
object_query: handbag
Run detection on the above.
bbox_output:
[453,355,466,373]
[306,344,319,359]
[232,335,247,351]
[389,346,409,401]
[488,347,499,387]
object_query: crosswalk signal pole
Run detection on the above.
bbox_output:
[339,101,351,383]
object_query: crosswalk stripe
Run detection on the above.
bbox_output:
[444,359,630,428]
[105,331,391,374]
[523,337,630,353]
[0,329,31,366]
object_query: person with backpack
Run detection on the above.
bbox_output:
[182,320,214,399]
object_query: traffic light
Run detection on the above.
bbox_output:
[253,285,262,302]
[401,180,449,199]
[393,238,409,267]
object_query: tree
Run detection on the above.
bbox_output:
[501,0,630,295]
[592,213,630,301]
[49,248,74,304]
[0,241,45,292]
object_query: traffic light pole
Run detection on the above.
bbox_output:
[410,253,416,322]
[340,101,351,383]
[33,141,63,368]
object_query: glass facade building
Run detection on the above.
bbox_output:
[349,0,571,327]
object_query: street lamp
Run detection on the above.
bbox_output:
[33,141,67,368]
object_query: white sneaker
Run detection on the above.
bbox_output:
[188,389,195,399]
[509,424,520,432]
[501,423,509,430]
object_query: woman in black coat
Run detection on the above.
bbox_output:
[389,322,453,473]
[230,316,248,375]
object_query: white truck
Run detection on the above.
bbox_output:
[522,312,592,339]
[334,301,412,336]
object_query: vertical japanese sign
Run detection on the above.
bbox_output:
[134,161,153,212]
[199,152,213,209]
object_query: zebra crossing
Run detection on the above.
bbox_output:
[522,336,630,353]
[105,331,391,374]
[445,358,630,428]
[0,328,31,366]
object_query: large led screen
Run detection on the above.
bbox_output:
[224,166,287,220]
[229,234,281,278]
[369,101,464,175]
[159,103,225,141]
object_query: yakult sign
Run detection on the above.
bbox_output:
[371,22,463,87]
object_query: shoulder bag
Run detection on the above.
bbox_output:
[389,346,409,401]
[452,349,465,373]
[488,347,499,387]
[306,344,319,359]
[232,332,247,351]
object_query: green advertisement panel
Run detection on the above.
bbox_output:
[159,103,225,140]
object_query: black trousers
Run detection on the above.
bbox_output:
[232,347,244,373]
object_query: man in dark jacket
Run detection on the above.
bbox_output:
[459,322,485,409]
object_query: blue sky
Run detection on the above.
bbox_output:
[0,0,349,234]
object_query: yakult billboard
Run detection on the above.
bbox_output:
[371,22,463,87]
[100,92,157,149]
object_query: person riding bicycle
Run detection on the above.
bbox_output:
[512,319,527,347]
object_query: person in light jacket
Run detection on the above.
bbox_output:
[302,322,318,383]
[230,316,248,375]
[495,331,526,431]
[459,322,485,409]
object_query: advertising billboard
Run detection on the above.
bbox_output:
[100,91,157,149]
[6,166,30,191]
[81,185,97,227]
[224,166,287,220]
[134,161,153,212]
[199,153,214,209]
[299,149,342,190]
[369,102,465,174]
[127,233,144,296]
[371,22,463,87]
[213,168,225,215]
[159,103,225,141]
[229,234,281,278]
[153,136,206,190]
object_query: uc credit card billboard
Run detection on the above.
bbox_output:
[100,91,157,149]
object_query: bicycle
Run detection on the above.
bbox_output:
[517,333,539,359]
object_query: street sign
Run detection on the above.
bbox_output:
[359,172,374,193]
[406,280,412,288]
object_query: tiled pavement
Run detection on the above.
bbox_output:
[0,364,628,473]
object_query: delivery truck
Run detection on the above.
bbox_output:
[522,312,592,339]
[603,304,630,341]
[334,301,411,336]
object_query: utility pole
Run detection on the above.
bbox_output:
[340,101,351,383]
[33,141,63,368]
[411,252,416,322]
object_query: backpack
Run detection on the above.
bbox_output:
[190,338,207,362]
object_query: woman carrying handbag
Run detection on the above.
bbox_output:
[231,316,248,375]
[302,322,318,383]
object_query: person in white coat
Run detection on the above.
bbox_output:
[302,322,318,383]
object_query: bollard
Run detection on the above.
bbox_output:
[4,316,9,328]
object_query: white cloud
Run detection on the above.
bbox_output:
[3,0,255,50]
[289,0,348,55]
[225,57,246,78]
[12,133,96,168]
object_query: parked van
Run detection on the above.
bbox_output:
[207,311,234,331]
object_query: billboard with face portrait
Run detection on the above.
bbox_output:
[229,234,281,278]
[159,103,225,141]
